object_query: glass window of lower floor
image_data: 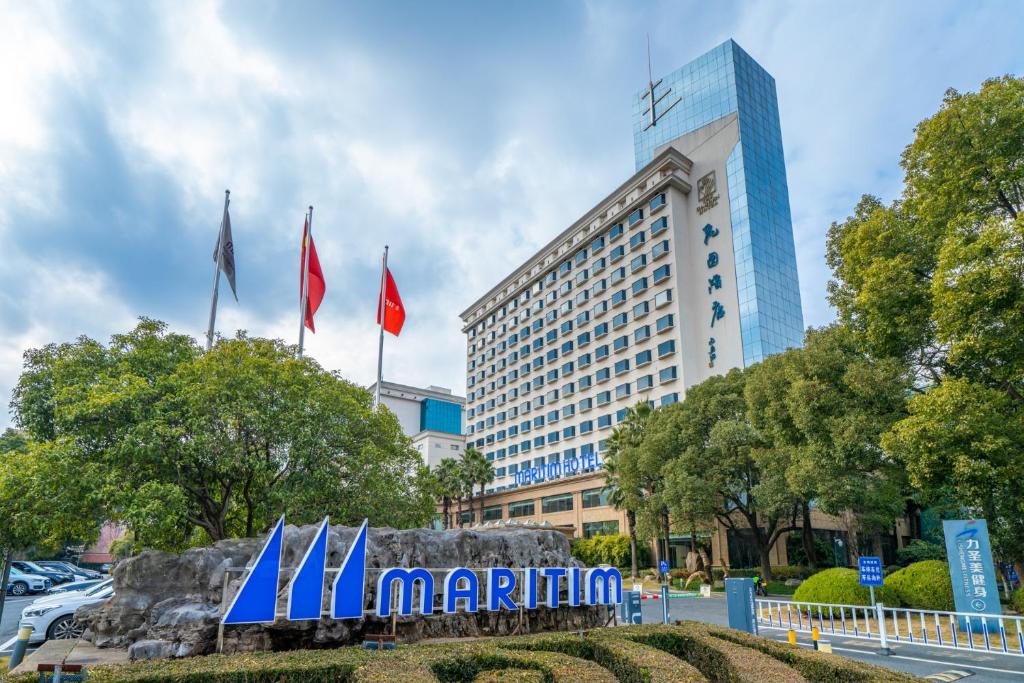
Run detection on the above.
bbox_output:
[582,520,620,538]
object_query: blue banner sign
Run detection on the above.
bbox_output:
[514,450,602,486]
[222,516,624,625]
[943,519,1002,627]
[858,556,883,587]
[658,560,669,576]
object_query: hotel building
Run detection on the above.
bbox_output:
[370,380,465,469]
[456,42,900,568]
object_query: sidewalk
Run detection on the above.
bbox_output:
[10,639,129,676]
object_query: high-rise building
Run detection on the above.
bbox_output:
[634,39,803,363]
[370,381,465,469]
[456,41,821,565]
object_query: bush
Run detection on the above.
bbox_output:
[792,568,898,608]
[7,623,917,682]
[895,540,946,566]
[569,534,648,569]
[1010,587,1024,614]
[884,560,954,610]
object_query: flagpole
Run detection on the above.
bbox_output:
[298,206,313,358]
[375,245,389,409]
[206,189,230,351]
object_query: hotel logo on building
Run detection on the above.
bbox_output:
[696,171,720,215]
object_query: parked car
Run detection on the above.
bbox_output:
[45,578,104,595]
[5,567,52,596]
[36,561,102,580]
[10,561,73,585]
[19,579,113,643]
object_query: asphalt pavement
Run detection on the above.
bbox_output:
[0,595,40,659]
[640,595,1024,682]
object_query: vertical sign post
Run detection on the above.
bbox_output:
[943,519,1002,631]
[858,556,883,605]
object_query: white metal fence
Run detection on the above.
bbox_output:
[756,599,1024,658]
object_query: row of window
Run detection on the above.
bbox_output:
[466,198,670,354]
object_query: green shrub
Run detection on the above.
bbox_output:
[884,560,954,610]
[1011,586,1024,614]
[792,568,898,608]
[895,540,946,566]
[569,534,648,568]
[6,623,915,682]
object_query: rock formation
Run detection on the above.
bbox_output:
[77,524,608,660]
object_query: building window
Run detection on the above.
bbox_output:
[597,391,611,406]
[627,207,644,226]
[574,249,588,266]
[592,300,608,317]
[596,367,611,382]
[630,254,647,273]
[509,500,535,518]
[652,239,670,259]
[615,382,631,399]
[612,312,629,329]
[656,314,675,333]
[542,493,574,514]
[578,353,592,368]
[562,426,576,439]
[649,193,666,212]
[653,264,671,284]
[483,506,503,522]
[631,277,648,295]
[592,257,606,274]
[636,350,652,366]
[613,335,629,352]
[597,414,612,428]
[614,359,630,375]
[575,269,589,286]
[611,290,628,307]
[578,331,591,346]
[629,231,646,250]
[654,289,673,308]
[591,235,605,253]
[579,397,593,411]
[580,420,594,434]
[657,339,676,357]
[578,375,593,390]
[595,323,609,338]
[661,392,680,406]
[583,520,619,538]
[637,374,654,391]
[610,266,626,285]
[609,223,624,241]
[558,261,572,277]
[633,301,650,318]
[595,344,609,360]
[651,216,670,237]
[582,488,611,509]
[634,325,651,343]
[610,245,625,263]
[659,366,678,383]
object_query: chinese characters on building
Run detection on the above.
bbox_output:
[703,212,724,366]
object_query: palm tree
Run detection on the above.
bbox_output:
[435,458,462,530]
[602,401,656,578]
[462,448,494,527]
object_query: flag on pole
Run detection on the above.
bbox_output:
[300,219,326,332]
[212,205,237,300]
[376,267,405,336]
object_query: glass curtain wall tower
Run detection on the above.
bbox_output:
[633,39,803,363]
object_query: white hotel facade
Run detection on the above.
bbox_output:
[460,114,746,520]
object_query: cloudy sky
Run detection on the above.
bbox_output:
[1,1,1022,428]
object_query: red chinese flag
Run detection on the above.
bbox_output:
[376,267,405,336]
[300,219,326,332]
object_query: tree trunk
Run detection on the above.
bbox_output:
[627,510,639,579]
[0,550,12,631]
[442,498,451,530]
[455,497,463,528]
[758,541,773,582]
[801,501,816,568]
[479,484,486,526]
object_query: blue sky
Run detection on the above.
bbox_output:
[2,1,1022,429]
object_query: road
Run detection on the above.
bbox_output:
[0,595,39,659]
[639,595,1024,682]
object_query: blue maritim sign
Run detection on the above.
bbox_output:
[943,519,1002,623]
[222,516,624,625]
[514,450,603,486]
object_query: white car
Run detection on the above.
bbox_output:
[6,567,52,596]
[19,579,113,643]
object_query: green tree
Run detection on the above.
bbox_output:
[602,437,641,578]
[462,447,494,526]
[435,458,463,530]
[746,326,912,561]
[826,75,1024,569]
[10,319,435,550]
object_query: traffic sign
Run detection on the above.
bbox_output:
[659,560,669,576]
[858,556,883,587]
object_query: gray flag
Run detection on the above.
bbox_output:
[213,209,237,300]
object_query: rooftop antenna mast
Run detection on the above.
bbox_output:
[642,34,681,131]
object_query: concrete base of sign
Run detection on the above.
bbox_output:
[78,523,606,659]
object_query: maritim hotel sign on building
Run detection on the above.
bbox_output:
[221,516,624,624]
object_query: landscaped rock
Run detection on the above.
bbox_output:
[784,578,803,587]
[78,524,607,657]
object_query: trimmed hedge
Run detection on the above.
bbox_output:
[708,627,919,682]
[884,560,954,611]
[4,622,919,682]
[792,568,898,608]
